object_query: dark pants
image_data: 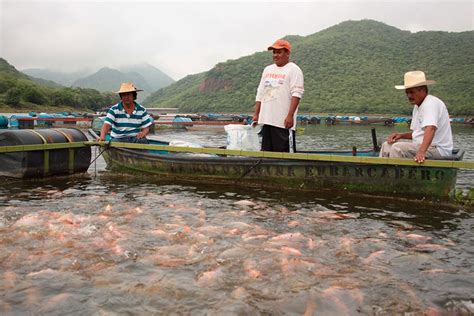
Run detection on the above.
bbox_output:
[111,136,149,144]
[260,125,296,152]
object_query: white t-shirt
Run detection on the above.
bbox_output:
[255,62,304,130]
[410,94,453,156]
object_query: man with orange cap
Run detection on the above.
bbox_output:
[252,39,304,152]
[379,71,453,163]
[99,82,152,143]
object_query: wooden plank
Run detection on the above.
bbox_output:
[68,148,75,173]
[0,142,90,153]
[44,150,50,175]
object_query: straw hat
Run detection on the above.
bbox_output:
[395,71,436,90]
[268,39,291,52]
[116,82,143,94]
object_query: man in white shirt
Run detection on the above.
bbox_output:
[252,39,304,152]
[379,71,453,163]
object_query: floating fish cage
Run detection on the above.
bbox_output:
[0,128,91,178]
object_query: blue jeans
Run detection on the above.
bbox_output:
[111,136,149,144]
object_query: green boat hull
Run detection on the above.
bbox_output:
[103,147,458,200]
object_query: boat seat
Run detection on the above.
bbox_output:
[431,149,464,161]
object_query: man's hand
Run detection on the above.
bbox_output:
[99,124,111,142]
[252,101,261,127]
[415,150,426,163]
[415,125,436,163]
[284,115,294,129]
[387,133,401,144]
[252,114,259,126]
[137,127,150,139]
[136,131,147,139]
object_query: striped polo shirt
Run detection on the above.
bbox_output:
[104,102,152,139]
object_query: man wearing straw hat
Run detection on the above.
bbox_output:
[99,82,152,143]
[252,39,304,152]
[379,71,453,163]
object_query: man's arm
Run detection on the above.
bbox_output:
[415,125,436,163]
[252,101,261,126]
[284,96,301,129]
[387,131,412,144]
[99,123,111,141]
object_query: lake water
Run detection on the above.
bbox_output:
[1,123,473,314]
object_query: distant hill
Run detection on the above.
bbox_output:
[24,63,175,103]
[120,63,174,91]
[72,67,154,101]
[72,64,174,102]
[0,58,118,111]
[27,75,64,88]
[143,20,474,115]
[21,68,90,86]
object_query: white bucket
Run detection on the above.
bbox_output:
[224,124,261,151]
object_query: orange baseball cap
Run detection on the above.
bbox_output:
[267,39,291,52]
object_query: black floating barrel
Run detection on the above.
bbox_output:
[0,128,91,178]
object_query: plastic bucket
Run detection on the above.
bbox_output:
[224,124,261,151]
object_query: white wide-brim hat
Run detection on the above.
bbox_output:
[395,71,436,90]
[116,82,143,94]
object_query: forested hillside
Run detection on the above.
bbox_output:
[144,20,473,115]
[0,58,118,111]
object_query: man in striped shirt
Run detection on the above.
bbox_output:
[99,82,152,143]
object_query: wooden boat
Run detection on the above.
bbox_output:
[89,130,468,201]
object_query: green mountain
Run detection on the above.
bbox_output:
[0,58,118,111]
[144,20,473,115]
[21,68,91,86]
[120,63,175,91]
[27,75,64,88]
[1,59,31,80]
[72,65,175,102]
[22,63,174,103]
[72,67,153,101]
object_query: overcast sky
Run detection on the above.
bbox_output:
[1,0,473,80]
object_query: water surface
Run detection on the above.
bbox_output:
[1,123,473,314]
